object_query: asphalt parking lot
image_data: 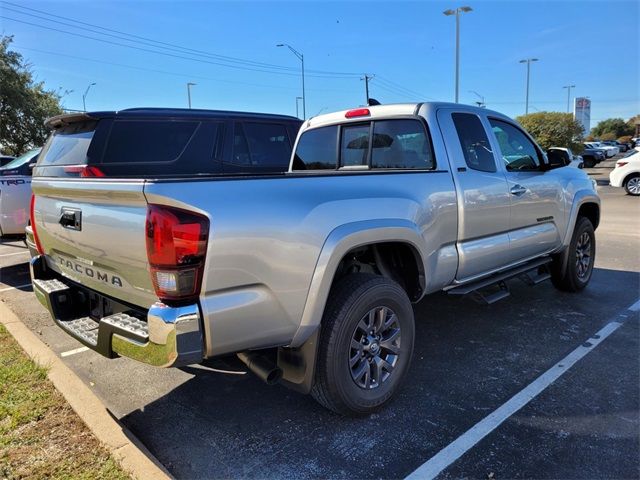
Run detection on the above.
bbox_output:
[1,158,639,479]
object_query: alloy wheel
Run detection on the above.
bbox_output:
[575,231,592,279]
[349,306,401,389]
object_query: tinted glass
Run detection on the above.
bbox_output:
[451,113,496,172]
[232,124,251,165]
[371,120,433,169]
[292,126,337,170]
[37,121,96,166]
[341,124,370,167]
[489,119,541,171]
[0,148,40,170]
[103,121,199,164]
[243,122,292,168]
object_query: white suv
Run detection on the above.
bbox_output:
[610,149,640,195]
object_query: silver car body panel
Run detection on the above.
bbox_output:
[31,179,157,309]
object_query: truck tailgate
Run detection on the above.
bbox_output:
[32,178,157,309]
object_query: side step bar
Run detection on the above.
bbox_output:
[448,257,552,305]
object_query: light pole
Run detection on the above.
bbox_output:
[443,6,472,103]
[519,58,538,115]
[277,43,305,119]
[469,90,485,108]
[82,83,96,112]
[563,84,575,113]
[295,96,303,118]
[187,82,196,109]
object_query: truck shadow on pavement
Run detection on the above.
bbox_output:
[121,267,639,480]
[0,261,32,291]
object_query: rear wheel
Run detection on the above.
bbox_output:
[551,216,595,292]
[624,174,640,196]
[311,273,414,415]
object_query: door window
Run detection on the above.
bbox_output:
[489,119,541,172]
[451,113,496,172]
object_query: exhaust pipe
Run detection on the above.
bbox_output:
[237,351,282,385]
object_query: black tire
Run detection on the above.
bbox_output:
[624,174,640,196]
[311,273,414,415]
[584,158,596,168]
[551,216,596,292]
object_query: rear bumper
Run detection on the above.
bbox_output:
[30,255,203,367]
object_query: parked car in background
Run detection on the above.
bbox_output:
[0,155,15,167]
[596,142,619,157]
[601,140,627,152]
[585,142,617,158]
[0,148,40,236]
[547,147,583,168]
[610,149,640,195]
[580,146,606,167]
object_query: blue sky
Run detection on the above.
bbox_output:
[2,0,638,127]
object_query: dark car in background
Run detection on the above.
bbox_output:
[581,146,606,167]
[38,108,303,178]
[0,155,16,167]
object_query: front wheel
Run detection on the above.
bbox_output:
[551,216,596,292]
[311,273,415,415]
[624,174,640,196]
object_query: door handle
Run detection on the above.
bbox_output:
[510,184,527,196]
[59,208,82,231]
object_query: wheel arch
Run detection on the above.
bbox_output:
[289,219,426,348]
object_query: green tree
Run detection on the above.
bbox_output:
[627,115,640,137]
[591,118,634,138]
[0,36,63,156]
[600,132,616,141]
[515,112,584,152]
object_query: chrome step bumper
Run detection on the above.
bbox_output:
[30,255,203,367]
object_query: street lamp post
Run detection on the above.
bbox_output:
[277,43,305,119]
[187,82,196,109]
[295,96,303,118]
[563,84,576,113]
[443,6,472,103]
[82,83,96,112]
[469,90,485,108]
[519,58,538,115]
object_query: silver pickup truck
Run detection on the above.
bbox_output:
[28,103,600,415]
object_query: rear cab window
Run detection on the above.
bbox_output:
[292,118,435,171]
[37,121,97,168]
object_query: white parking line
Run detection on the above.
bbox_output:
[60,347,90,357]
[405,300,639,480]
[0,283,32,293]
[0,251,29,258]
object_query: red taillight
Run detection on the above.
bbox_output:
[63,165,105,177]
[29,194,44,255]
[345,108,370,118]
[145,204,209,303]
[616,162,628,168]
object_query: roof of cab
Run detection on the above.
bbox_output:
[45,107,300,129]
[301,102,511,130]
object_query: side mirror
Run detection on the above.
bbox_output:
[545,151,566,170]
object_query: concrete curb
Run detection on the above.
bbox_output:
[0,300,173,480]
